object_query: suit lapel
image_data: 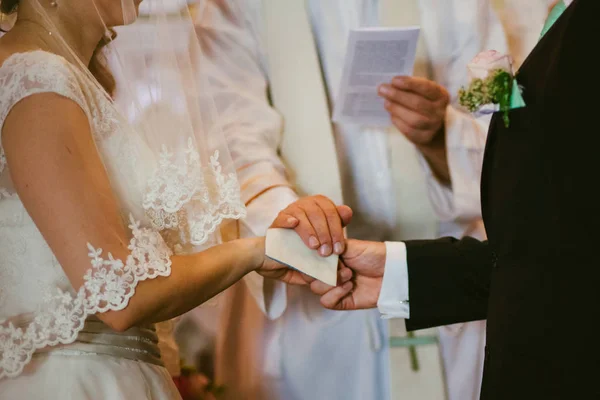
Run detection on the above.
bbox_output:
[480,1,575,237]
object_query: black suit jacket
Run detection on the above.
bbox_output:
[404,1,600,398]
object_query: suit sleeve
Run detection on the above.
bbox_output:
[404,236,493,331]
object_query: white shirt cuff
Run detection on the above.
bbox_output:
[377,241,410,319]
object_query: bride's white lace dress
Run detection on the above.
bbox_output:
[0,50,244,398]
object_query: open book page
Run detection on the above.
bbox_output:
[333,26,421,125]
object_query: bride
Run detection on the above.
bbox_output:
[0,0,351,397]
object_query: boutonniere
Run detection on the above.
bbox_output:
[458,50,526,127]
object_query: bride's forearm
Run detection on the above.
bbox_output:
[99,237,265,331]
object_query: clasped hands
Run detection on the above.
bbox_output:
[256,75,449,311]
[256,194,386,312]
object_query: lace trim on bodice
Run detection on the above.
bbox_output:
[0,216,173,379]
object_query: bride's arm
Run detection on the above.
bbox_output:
[1,93,291,332]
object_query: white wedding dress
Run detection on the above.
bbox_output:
[0,50,244,399]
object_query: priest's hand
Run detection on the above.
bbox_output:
[270,195,353,257]
[309,239,386,310]
[378,76,451,185]
[378,76,449,147]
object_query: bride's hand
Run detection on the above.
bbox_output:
[269,195,353,257]
[255,247,314,285]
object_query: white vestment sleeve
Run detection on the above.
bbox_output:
[417,0,509,223]
[194,1,292,205]
[240,187,298,320]
[420,107,490,222]
[422,0,509,99]
[194,3,297,318]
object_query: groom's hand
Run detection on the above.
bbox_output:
[270,195,353,257]
[309,239,387,310]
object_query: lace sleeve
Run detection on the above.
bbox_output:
[0,217,173,379]
[0,51,88,177]
[0,52,175,379]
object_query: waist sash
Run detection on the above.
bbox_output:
[34,316,164,367]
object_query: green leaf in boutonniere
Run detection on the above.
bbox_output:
[458,50,526,128]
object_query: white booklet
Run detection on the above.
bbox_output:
[332,26,421,125]
[265,228,338,287]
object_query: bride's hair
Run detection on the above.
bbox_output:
[0,0,17,14]
[89,29,117,97]
[1,0,117,96]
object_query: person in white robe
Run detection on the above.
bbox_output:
[379,1,558,400]
[182,1,512,399]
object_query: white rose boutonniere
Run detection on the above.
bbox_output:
[458,50,526,127]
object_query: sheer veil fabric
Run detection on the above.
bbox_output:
[0,0,245,380]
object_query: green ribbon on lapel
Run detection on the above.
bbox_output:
[509,79,526,109]
[540,1,567,39]
[509,1,568,115]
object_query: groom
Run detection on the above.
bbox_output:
[306,0,600,398]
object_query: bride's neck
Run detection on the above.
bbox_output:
[14,2,105,66]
